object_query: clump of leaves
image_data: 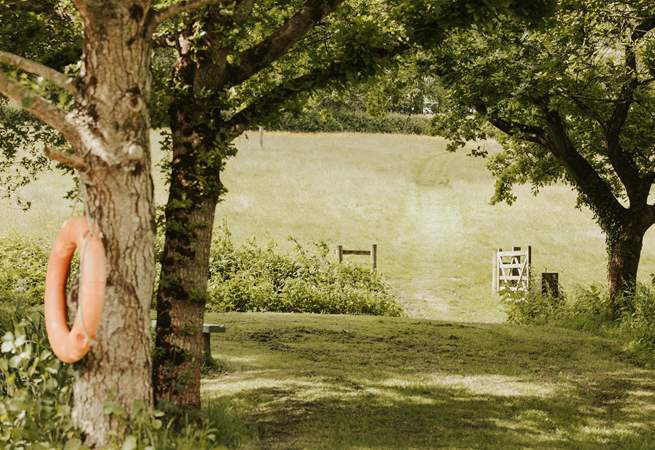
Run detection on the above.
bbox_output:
[208,226,403,317]
[500,286,566,325]
[0,314,79,446]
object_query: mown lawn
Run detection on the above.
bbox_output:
[204,312,655,450]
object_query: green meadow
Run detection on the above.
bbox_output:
[5,131,655,323]
[4,132,655,448]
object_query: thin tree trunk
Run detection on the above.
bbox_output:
[607,227,644,318]
[71,2,156,446]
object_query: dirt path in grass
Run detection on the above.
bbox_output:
[202,312,655,450]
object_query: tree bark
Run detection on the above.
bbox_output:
[70,2,156,446]
[153,175,218,408]
[153,83,223,407]
[607,225,645,318]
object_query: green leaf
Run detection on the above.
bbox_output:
[64,438,82,450]
[121,435,137,450]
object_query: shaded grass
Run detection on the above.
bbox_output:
[204,312,655,450]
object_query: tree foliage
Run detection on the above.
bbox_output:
[428,0,655,305]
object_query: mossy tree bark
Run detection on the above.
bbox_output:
[153,53,225,405]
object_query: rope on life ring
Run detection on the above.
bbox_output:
[44,216,106,363]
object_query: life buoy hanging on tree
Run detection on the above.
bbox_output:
[44,217,106,363]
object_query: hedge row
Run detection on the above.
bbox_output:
[265,109,433,135]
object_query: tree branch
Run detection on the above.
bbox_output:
[602,16,655,206]
[0,51,76,95]
[543,109,625,218]
[150,0,229,29]
[225,0,345,87]
[226,44,406,136]
[0,71,82,149]
[44,146,87,171]
[474,103,546,145]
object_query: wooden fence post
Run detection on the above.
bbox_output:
[541,273,559,297]
[337,245,344,263]
[259,126,264,148]
[371,244,377,270]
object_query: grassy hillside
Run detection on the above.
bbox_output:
[205,312,655,449]
[2,132,655,322]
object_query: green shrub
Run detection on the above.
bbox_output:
[208,228,402,316]
[0,237,49,306]
[0,311,79,447]
[502,283,655,365]
[618,285,655,350]
[266,108,432,135]
[500,287,565,325]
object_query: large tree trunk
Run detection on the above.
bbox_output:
[607,226,645,318]
[71,2,156,446]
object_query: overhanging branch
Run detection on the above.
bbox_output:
[226,44,406,135]
[149,0,228,29]
[0,71,82,149]
[44,146,87,171]
[225,0,345,87]
[0,51,76,95]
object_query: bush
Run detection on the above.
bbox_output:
[0,237,49,307]
[208,228,403,316]
[266,108,432,135]
[500,287,565,325]
[501,283,655,364]
[0,310,78,447]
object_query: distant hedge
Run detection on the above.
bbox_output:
[266,109,433,135]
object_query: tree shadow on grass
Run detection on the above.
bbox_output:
[205,369,655,450]
[205,316,655,449]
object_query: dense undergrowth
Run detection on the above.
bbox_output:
[1,230,402,318]
[501,283,655,365]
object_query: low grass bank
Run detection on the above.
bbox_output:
[204,312,655,449]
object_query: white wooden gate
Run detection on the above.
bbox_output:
[492,246,531,293]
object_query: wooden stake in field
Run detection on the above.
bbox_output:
[337,244,377,270]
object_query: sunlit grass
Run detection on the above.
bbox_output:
[3,131,655,323]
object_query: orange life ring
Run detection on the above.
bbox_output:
[44,217,106,363]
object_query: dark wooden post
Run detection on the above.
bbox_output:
[337,245,344,263]
[371,244,377,270]
[203,333,213,364]
[541,273,559,297]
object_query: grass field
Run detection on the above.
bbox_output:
[2,131,655,322]
[205,312,655,449]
